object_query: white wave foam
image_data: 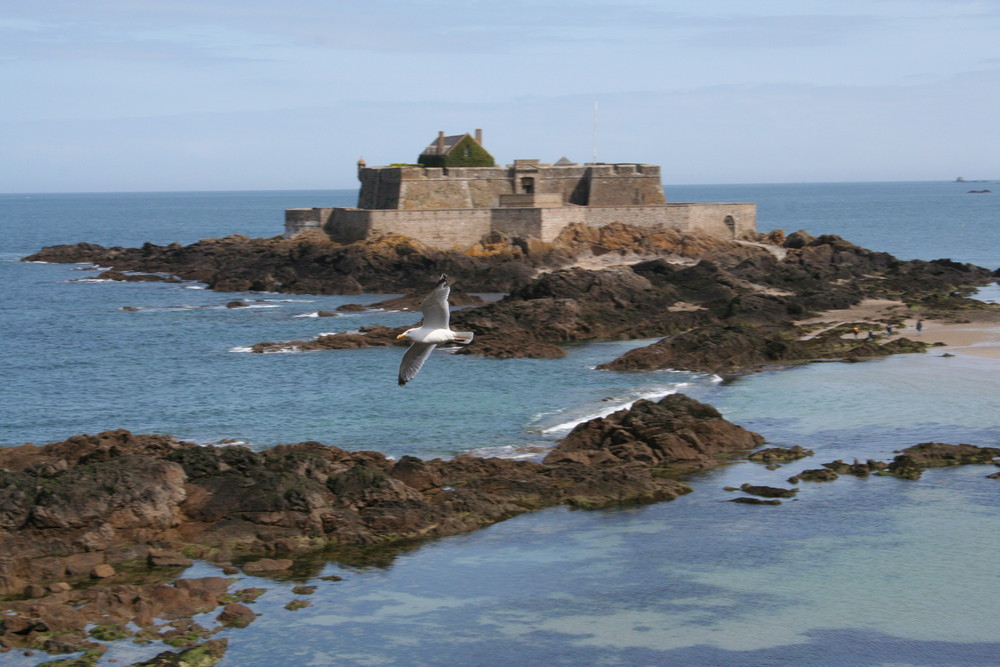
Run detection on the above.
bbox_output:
[182,285,206,290]
[195,438,254,448]
[294,312,320,318]
[467,443,550,461]
[537,384,691,436]
[255,298,316,303]
[228,346,254,353]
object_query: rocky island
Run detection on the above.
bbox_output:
[13,216,1000,663]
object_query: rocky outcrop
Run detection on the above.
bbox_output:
[0,409,764,658]
[885,443,1000,480]
[544,394,764,471]
[748,445,814,463]
[738,483,798,498]
[783,444,1000,484]
[0,406,761,601]
[23,224,766,295]
[30,225,996,373]
[250,325,406,353]
[0,576,236,659]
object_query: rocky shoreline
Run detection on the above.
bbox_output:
[1,394,761,661]
[12,224,1000,662]
[4,417,999,664]
[26,225,998,372]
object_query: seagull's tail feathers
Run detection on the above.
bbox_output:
[451,331,474,345]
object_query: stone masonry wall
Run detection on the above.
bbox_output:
[325,208,493,248]
[295,202,757,247]
[354,163,666,210]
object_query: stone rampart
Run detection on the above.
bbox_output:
[582,203,756,239]
[286,202,758,248]
[324,208,493,248]
[355,162,665,210]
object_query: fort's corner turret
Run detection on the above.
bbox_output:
[285,129,756,248]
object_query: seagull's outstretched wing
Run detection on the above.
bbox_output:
[420,274,451,329]
[398,342,436,386]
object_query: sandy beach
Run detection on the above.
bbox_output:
[798,298,1000,360]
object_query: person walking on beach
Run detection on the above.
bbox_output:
[886,323,893,335]
[853,327,860,339]
[916,319,923,336]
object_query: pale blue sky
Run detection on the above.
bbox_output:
[2,0,998,192]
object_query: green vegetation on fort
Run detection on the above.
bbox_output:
[418,134,494,168]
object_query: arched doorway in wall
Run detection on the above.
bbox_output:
[724,215,736,238]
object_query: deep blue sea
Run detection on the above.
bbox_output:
[2,182,999,666]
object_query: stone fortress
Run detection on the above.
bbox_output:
[285,129,756,248]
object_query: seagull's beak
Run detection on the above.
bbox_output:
[396,333,407,340]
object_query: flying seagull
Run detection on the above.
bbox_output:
[397,274,474,386]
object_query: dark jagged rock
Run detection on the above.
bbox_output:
[729,497,782,505]
[0,412,751,658]
[883,443,1000,480]
[133,638,228,666]
[25,223,753,295]
[804,444,1000,483]
[97,270,183,283]
[820,459,890,476]
[250,325,407,353]
[357,290,487,311]
[748,445,813,463]
[0,410,760,603]
[894,442,1000,467]
[0,409,765,655]
[739,483,798,498]
[41,225,993,371]
[787,468,840,483]
[544,393,764,471]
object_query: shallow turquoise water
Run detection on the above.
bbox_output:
[2,183,999,666]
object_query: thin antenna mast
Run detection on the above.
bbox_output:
[591,101,599,163]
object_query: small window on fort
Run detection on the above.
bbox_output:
[464,146,471,158]
[521,177,535,194]
[724,216,736,238]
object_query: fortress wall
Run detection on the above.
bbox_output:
[398,179,475,210]
[587,174,667,206]
[538,207,590,241]
[357,168,401,209]
[306,202,757,246]
[490,207,587,241]
[284,208,334,237]
[531,169,589,204]
[357,163,670,211]
[681,203,757,238]
[490,208,543,239]
[582,205,695,230]
[581,203,757,239]
[328,209,492,248]
[324,209,370,244]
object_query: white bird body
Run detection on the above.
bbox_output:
[397,275,473,385]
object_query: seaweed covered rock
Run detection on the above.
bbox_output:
[748,445,814,463]
[544,393,764,469]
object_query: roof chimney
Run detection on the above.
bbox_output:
[474,128,482,145]
[437,131,445,154]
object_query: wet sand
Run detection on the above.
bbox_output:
[797,299,1000,360]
